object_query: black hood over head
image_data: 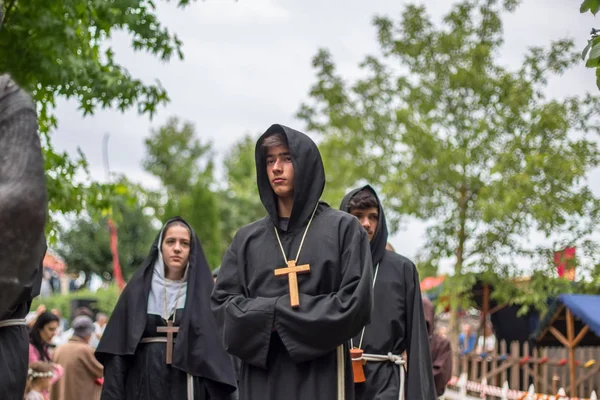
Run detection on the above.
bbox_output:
[255,124,325,231]
[340,185,389,267]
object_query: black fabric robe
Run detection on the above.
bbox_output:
[96,217,238,400]
[0,75,47,400]
[1,284,42,400]
[341,185,437,400]
[211,124,373,400]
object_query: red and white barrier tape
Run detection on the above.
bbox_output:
[447,376,593,400]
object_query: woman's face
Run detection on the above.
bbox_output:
[39,321,58,343]
[161,225,191,275]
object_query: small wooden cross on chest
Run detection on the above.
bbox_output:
[157,320,179,364]
[274,260,311,308]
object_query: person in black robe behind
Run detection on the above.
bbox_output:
[96,217,238,400]
[211,124,373,400]
[340,185,436,400]
[0,74,47,400]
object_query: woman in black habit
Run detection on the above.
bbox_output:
[96,217,238,400]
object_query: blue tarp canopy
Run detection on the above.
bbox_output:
[560,294,600,336]
[533,294,600,347]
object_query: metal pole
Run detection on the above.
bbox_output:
[102,133,111,181]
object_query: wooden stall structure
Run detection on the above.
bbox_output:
[533,294,600,398]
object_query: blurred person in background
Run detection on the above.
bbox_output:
[24,361,55,400]
[51,309,68,343]
[29,312,64,396]
[423,297,453,398]
[53,307,94,346]
[458,323,477,355]
[89,313,108,349]
[25,304,46,329]
[51,316,104,400]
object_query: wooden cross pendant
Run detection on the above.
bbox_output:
[157,320,180,364]
[274,260,311,308]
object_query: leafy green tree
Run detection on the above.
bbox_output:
[219,135,265,248]
[58,216,112,280]
[581,0,600,88]
[298,0,600,338]
[58,179,156,281]
[143,116,222,268]
[0,0,204,236]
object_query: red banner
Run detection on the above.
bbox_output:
[554,247,576,280]
[107,219,125,290]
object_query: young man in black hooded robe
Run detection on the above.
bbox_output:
[0,74,48,400]
[96,217,238,400]
[211,124,373,400]
[340,186,436,400]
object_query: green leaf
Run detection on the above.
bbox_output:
[583,40,593,60]
[581,0,600,14]
[589,42,600,60]
[586,56,600,68]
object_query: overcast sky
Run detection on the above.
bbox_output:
[50,0,600,273]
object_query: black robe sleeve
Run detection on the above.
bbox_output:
[404,262,437,399]
[100,355,130,400]
[274,221,373,362]
[211,236,277,369]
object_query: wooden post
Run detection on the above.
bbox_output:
[566,309,577,398]
[500,340,508,385]
[552,374,559,394]
[481,284,490,359]
[510,341,520,389]
[523,341,530,387]
[482,284,489,338]
[541,348,549,394]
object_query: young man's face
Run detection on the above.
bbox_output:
[349,207,379,242]
[266,145,295,199]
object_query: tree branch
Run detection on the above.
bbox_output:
[0,0,17,32]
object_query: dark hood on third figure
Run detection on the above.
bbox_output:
[340,185,389,267]
[255,124,325,232]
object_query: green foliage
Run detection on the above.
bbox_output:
[581,0,600,88]
[414,255,439,279]
[299,0,600,313]
[163,183,222,268]
[57,177,156,280]
[219,135,265,248]
[42,142,126,243]
[143,116,222,268]
[143,117,213,193]
[31,285,121,321]
[0,0,199,236]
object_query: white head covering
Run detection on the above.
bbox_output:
[147,224,189,318]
